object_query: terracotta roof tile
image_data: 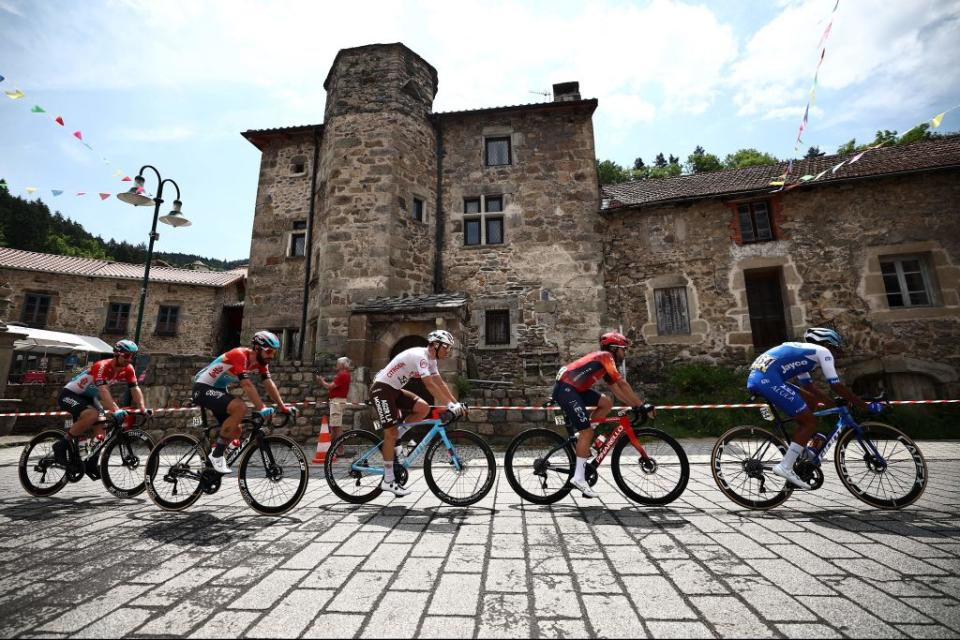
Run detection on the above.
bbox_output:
[0,248,246,287]
[601,134,960,209]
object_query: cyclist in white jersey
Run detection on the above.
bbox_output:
[747,327,882,488]
[369,330,466,496]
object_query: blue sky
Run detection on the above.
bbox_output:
[2,0,958,262]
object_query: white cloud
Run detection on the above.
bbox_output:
[112,125,197,143]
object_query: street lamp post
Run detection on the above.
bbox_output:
[116,165,191,346]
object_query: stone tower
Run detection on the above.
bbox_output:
[310,44,440,354]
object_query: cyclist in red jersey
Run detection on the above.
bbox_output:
[53,339,147,467]
[552,332,646,498]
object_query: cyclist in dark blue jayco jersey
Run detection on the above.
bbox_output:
[747,327,883,489]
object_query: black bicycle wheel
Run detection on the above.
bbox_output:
[237,435,309,515]
[711,426,793,510]
[834,421,927,509]
[324,429,384,504]
[611,427,689,505]
[99,430,155,498]
[144,434,205,511]
[504,428,574,505]
[423,429,497,506]
[18,430,69,497]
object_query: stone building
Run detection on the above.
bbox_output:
[241,42,960,400]
[0,248,246,357]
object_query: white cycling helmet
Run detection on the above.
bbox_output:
[804,327,842,348]
[426,329,454,347]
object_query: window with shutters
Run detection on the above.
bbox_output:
[654,287,691,335]
[105,303,131,334]
[156,305,179,336]
[22,293,51,328]
[737,201,774,243]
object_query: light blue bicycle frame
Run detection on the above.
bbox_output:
[787,404,887,470]
[352,419,464,476]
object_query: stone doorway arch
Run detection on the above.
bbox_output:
[390,335,433,405]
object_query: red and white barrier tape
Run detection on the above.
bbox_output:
[1,398,957,418]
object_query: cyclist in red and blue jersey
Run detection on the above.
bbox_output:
[192,331,299,474]
[53,339,146,466]
[747,327,881,489]
[552,332,646,498]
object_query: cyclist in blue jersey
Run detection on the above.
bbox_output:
[747,327,882,489]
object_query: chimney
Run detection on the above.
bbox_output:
[552,82,581,102]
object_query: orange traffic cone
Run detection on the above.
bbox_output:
[312,416,331,464]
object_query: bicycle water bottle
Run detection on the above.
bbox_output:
[806,433,828,455]
[593,434,607,451]
[225,438,241,461]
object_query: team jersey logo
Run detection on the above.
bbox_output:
[209,365,224,378]
[750,354,776,373]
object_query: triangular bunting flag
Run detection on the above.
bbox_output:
[931,112,946,129]
[55,116,64,126]
[99,193,111,200]
[81,142,93,150]
[769,180,785,186]
[25,187,38,194]
[800,175,815,182]
[4,89,25,100]
[112,169,123,178]
[76,192,86,196]
[0,182,7,190]
[814,170,828,180]
[30,105,45,113]
[849,150,868,164]
[73,130,83,140]
[0,75,5,83]
[121,176,132,182]
[831,160,847,174]
[51,189,64,196]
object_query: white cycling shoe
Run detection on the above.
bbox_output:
[771,464,811,489]
[209,454,232,474]
[381,481,411,497]
[570,478,598,499]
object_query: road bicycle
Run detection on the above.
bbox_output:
[325,410,496,506]
[19,412,154,498]
[143,405,308,515]
[711,395,927,510]
[504,404,689,505]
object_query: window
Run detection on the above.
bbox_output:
[880,256,934,308]
[464,195,505,246]
[290,220,307,257]
[654,287,691,335]
[485,310,511,345]
[105,303,131,334]
[412,197,425,222]
[21,293,51,328]
[485,137,511,166]
[284,328,300,360]
[738,201,774,243]
[156,305,179,336]
[290,157,306,175]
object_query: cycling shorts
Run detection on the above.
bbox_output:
[370,382,419,429]
[551,381,602,434]
[57,389,101,422]
[192,383,236,425]
[746,370,809,418]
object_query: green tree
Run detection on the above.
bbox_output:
[898,123,940,145]
[654,153,667,168]
[723,148,779,169]
[686,145,723,174]
[805,146,825,158]
[836,138,857,155]
[596,159,630,185]
[633,157,646,171]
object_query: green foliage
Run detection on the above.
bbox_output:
[0,183,245,268]
[805,146,825,158]
[453,375,473,398]
[632,157,645,171]
[836,125,942,155]
[686,145,723,174]
[653,153,667,168]
[723,148,779,169]
[597,159,631,185]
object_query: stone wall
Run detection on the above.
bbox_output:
[603,170,960,397]
[242,128,317,347]
[0,269,242,356]
[439,103,605,381]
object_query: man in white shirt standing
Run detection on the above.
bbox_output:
[369,330,466,496]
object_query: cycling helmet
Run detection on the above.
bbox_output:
[426,329,455,347]
[600,331,630,349]
[113,339,139,354]
[252,330,281,350]
[804,327,842,348]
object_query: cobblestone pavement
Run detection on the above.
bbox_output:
[0,440,958,639]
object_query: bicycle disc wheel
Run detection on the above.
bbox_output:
[99,430,155,498]
[423,429,496,506]
[834,421,927,509]
[237,435,309,515]
[144,434,205,511]
[18,430,69,497]
[611,428,690,505]
[504,428,574,505]
[324,429,384,504]
[711,426,793,510]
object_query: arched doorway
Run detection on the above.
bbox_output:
[390,335,433,406]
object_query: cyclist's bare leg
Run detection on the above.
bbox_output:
[218,398,246,442]
[576,393,612,457]
[67,407,101,439]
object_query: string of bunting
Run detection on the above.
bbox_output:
[1,399,958,418]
